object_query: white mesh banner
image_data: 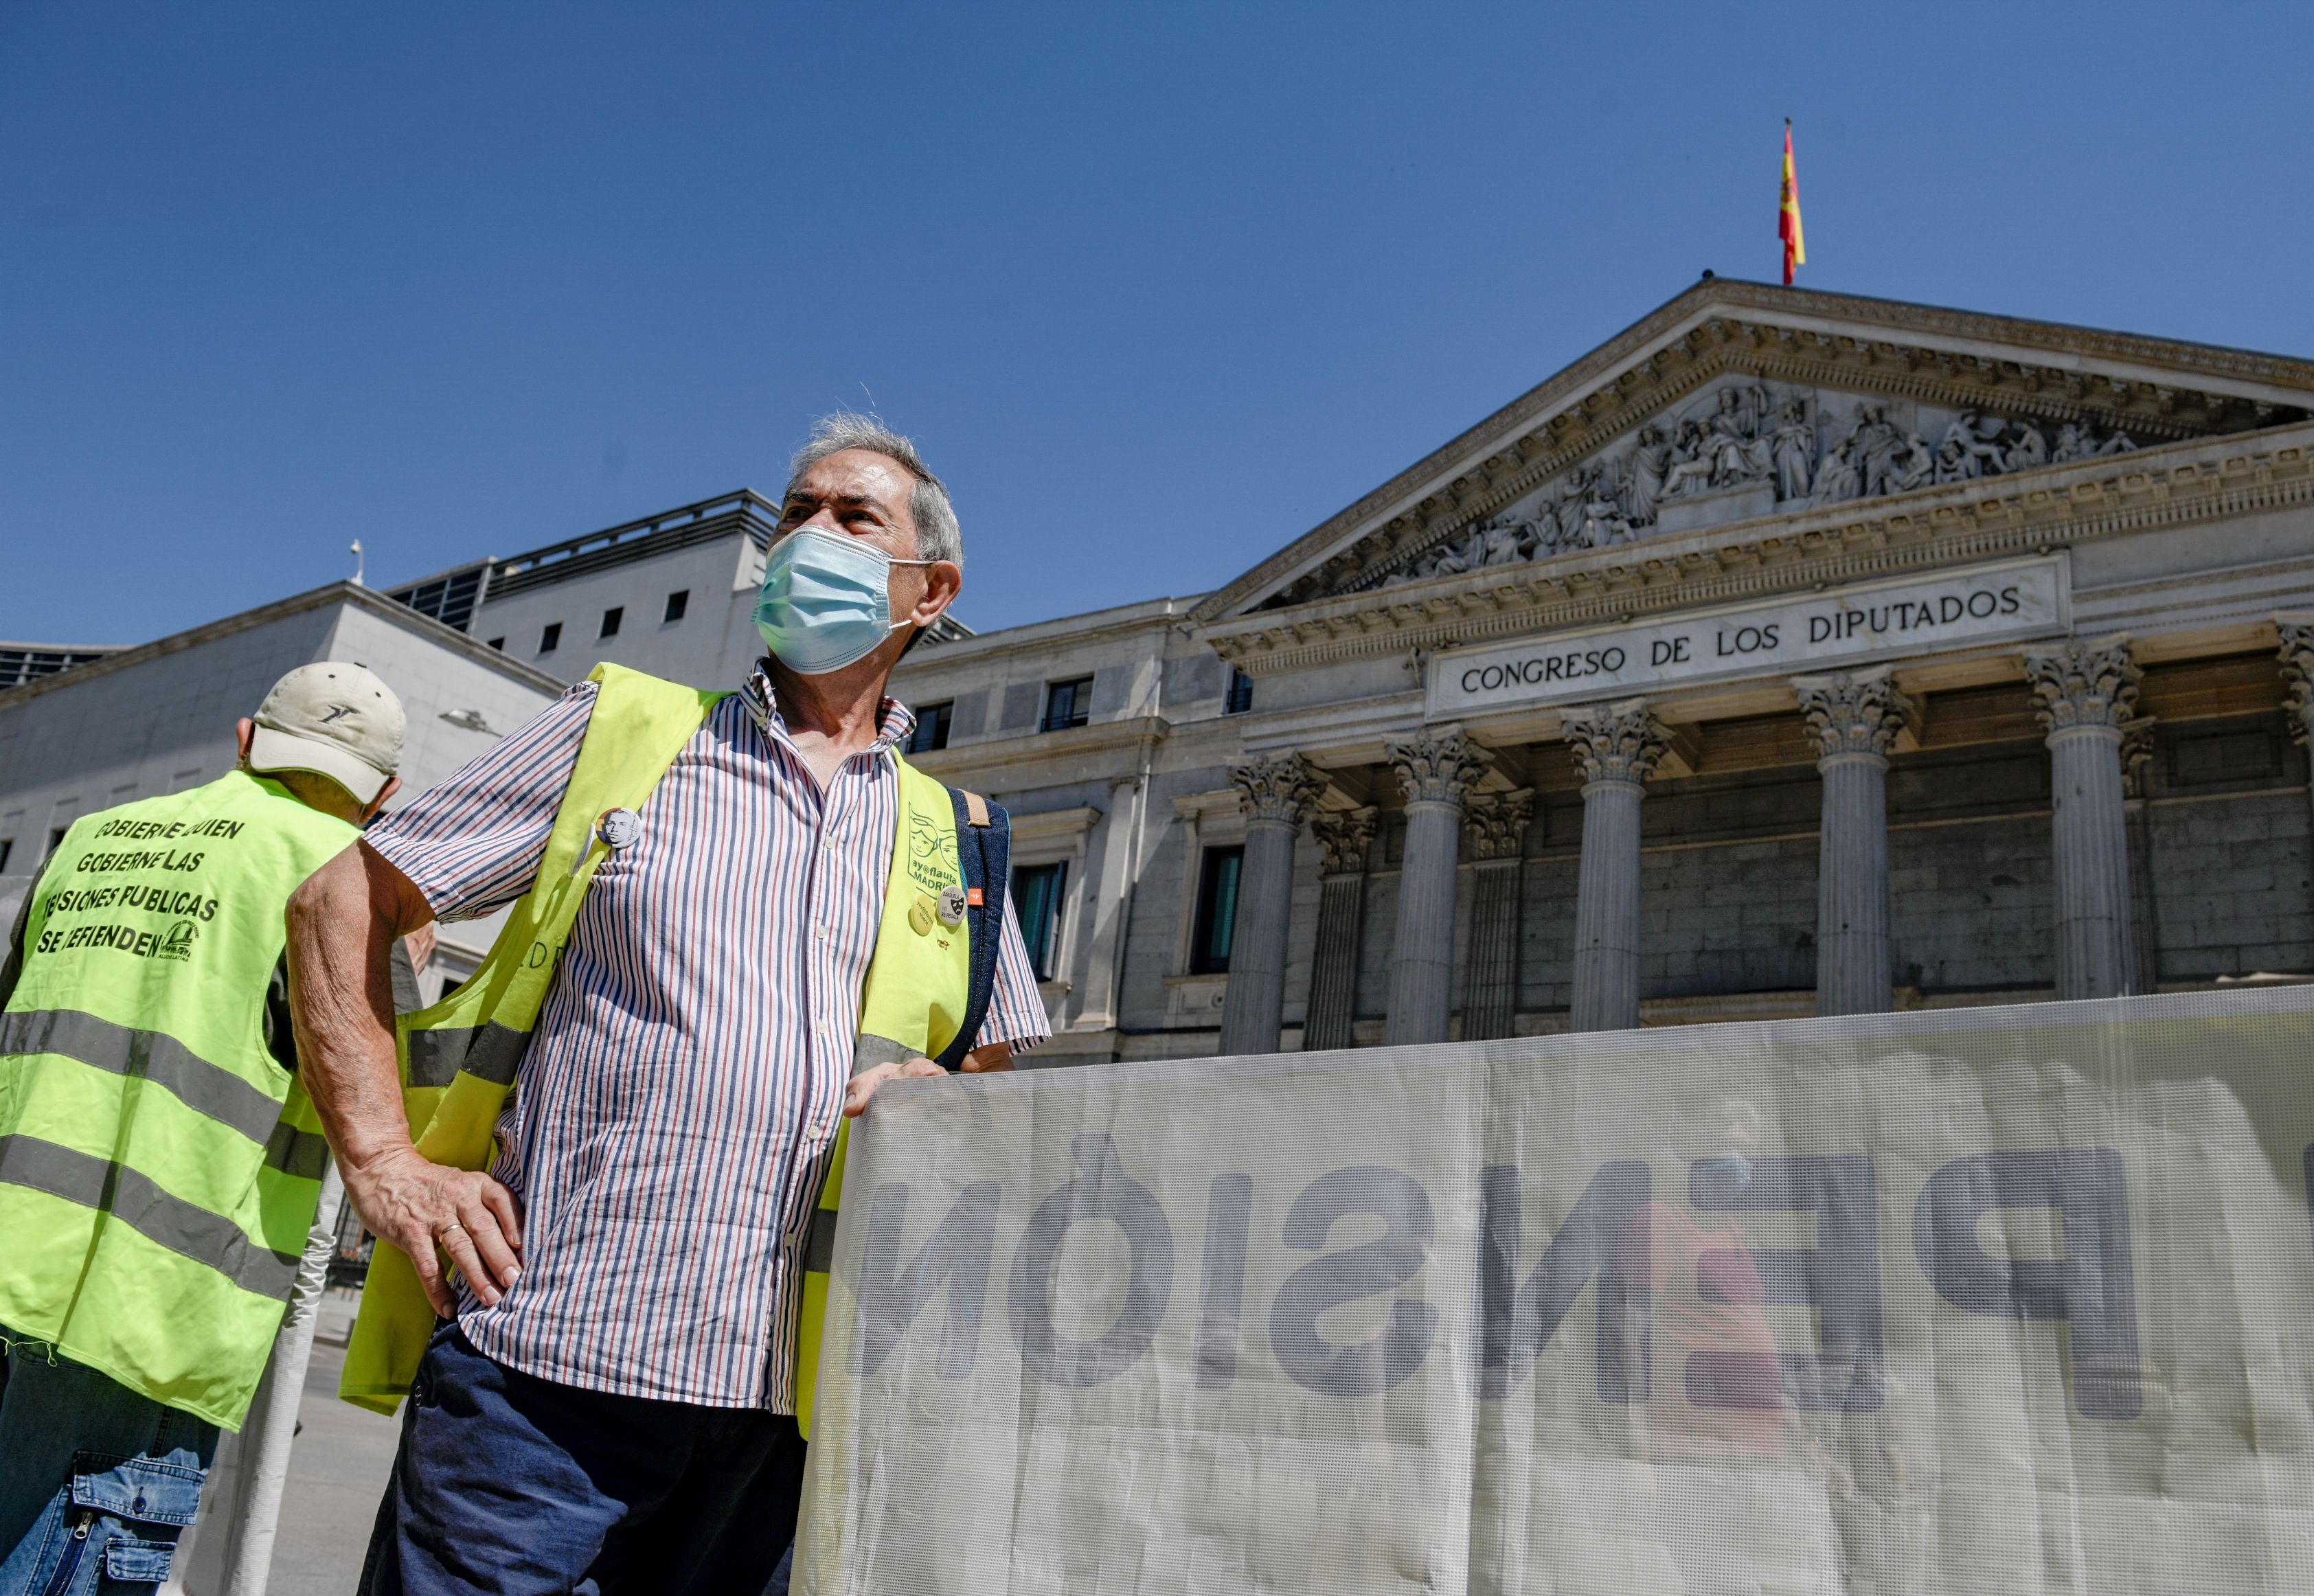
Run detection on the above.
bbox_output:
[795,988,2314,1595]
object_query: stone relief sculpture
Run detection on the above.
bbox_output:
[1703,385,1773,488]
[1934,409,2008,481]
[1375,377,2142,589]
[1769,400,1815,500]
[1622,424,1669,525]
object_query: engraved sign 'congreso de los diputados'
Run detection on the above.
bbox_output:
[10,277,2314,1062]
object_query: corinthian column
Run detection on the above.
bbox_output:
[1459,789,1534,1041]
[2277,616,2314,842]
[2024,636,2143,1001]
[1383,729,1489,1045]
[1218,753,1322,1056]
[1303,806,1378,1053]
[1563,700,1668,1032]
[1794,668,1913,1017]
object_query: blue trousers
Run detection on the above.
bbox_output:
[0,1330,216,1596]
[361,1327,806,1596]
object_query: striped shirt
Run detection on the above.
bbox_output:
[365,666,1050,1411]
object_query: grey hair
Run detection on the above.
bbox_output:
[784,413,963,567]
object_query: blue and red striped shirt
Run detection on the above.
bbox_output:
[365,666,1049,1410]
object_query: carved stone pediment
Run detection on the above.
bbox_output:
[1192,280,2314,628]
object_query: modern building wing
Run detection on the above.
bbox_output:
[384,488,971,691]
[0,642,123,691]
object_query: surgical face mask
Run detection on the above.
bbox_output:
[753,528,932,676]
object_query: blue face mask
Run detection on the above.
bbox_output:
[753,529,931,676]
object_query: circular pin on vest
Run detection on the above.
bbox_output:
[936,884,968,928]
[595,808,643,850]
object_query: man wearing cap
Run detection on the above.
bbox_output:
[0,662,405,1595]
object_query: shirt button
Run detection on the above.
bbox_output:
[815,924,830,941]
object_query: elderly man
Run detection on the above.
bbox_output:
[0,663,405,1596]
[285,417,1049,1595]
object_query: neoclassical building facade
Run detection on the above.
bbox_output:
[889,280,2314,1062]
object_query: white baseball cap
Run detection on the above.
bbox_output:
[248,662,406,804]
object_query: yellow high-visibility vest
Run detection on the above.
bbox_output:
[0,773,358,1428]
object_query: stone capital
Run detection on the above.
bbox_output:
[2120,716,2158,799]
[1793,668,1916,764]
[1463,788,1535,861]
[1229,752,1324,828]
[2023,635,2142,740]
[1310,806,1379,876]
[1385,727,1489,808]
[1561,698,1670,787]
[2276,614,2314,744]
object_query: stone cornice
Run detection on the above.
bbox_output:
[1192,280,2314,624]
[1200,422,2314,676]
[905,714,1170,784]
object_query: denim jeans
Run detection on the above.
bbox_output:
[0,1330,216,1596]
[361,1325,807,1596]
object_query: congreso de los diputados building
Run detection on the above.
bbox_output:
[8,277,2314,1062]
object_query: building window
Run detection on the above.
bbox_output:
[486,637,506,652]
[45,826,69,862]
[664,589,690,623]
[1225,668,1254,714]
[1042,676,1093,733]
[906,702,952,754]
[538,622,562,654]
[1011,860,1067,981]
[599,606,624,639]
[0,838,12,873]
[1189,845,1244,974]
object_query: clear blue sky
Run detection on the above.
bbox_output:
[5,3,2309,646]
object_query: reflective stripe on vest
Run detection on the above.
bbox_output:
[0,771,358,1428]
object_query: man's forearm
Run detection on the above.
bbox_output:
[284,840,431,1170]
[286,839,525,1310]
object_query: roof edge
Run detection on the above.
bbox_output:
[0,582,568,712]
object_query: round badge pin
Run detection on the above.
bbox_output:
[596,808,643,850]
[936,885,968,927]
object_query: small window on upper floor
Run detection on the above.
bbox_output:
[1225,668,1254,714]
[664,589,690,624]
[1189,845,1243,975]
[600,606,624,639]
[538,622,562,654]
[486,637,506,652]
[45,826,69,862]
[1010,860,1067,981]
[0,838,12,873]
[1042,676,1093,733]
[906,703,952,754]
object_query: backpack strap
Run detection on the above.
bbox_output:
[933,786,1010,1070]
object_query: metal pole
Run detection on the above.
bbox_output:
[184,1161,343,1596]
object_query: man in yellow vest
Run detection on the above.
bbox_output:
[0,662,405,1596]
[286,416,1050,1595]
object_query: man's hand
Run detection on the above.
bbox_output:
[343,1144,525,1315]
[843,1054,944,1117]
[842,1040,1014,1117]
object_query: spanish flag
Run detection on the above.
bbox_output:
[1778,119,1805,286]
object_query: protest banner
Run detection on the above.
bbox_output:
[796,986,2314,1595]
